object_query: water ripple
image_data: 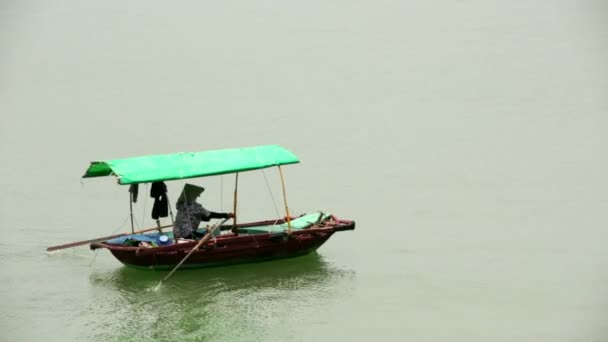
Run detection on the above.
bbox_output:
[84,253,356,341]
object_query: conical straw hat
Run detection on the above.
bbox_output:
[177,183,205,204]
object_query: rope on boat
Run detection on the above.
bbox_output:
[115,214,131,234]
[260,168,282,221]
[89,249,99,267]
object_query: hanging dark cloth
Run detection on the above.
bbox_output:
[150,181,169,219]
[129,184,139,203]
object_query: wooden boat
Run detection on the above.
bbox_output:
[75,145,354,270]
[91,214,354,270]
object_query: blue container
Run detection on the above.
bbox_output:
[157,235,171,246]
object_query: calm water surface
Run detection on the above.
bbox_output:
[1,0,607,341]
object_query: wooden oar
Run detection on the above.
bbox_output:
[155,217,230,288]
[46,224,173,252]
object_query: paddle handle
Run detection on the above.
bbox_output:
[46,224,173,252]
[159,217,230,283]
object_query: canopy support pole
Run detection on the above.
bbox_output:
[278,166,292,234]
[232,173,239,235]
[129,192,135,234]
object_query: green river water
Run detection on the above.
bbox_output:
[1,0,607,341]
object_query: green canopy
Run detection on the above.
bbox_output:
[82,145,300,185]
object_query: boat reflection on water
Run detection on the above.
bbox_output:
[87,253,355,341]
[91,252,349,292]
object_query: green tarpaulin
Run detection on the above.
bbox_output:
[238,211,330,234]
[82,145,300,185]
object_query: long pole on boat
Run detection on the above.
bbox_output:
[232,172,239,234]
[155,217,231,288]
[278,165,292,234]
[46,224,173,252]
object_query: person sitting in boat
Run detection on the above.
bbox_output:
[173,183,234,240]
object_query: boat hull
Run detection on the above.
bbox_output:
[91,219,354,270]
